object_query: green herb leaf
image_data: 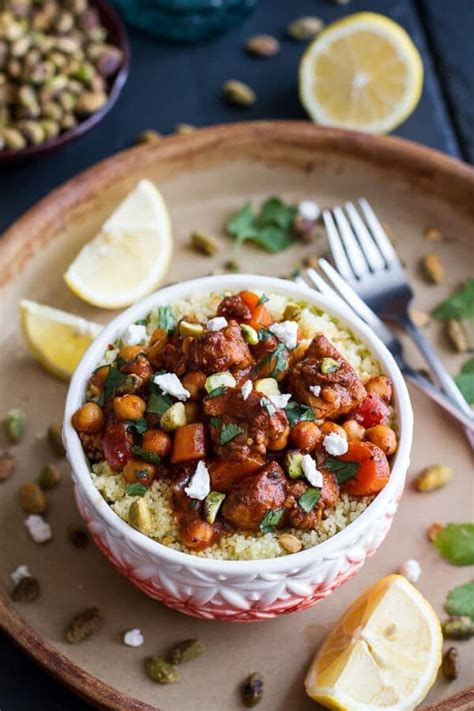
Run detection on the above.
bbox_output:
[207,386,226,399]
[219,422,244,445]
[257,197,297,231]
[257,293,269,305]
[325,457,359,485]
[147,388,173,416]
[254,224,295,253]
[134,318,147,326]
[226,197,297,257]
[157,305,175,334]
[433,279,474,320]
[259,508,285,533]
[445,582,474,620]
[131,446,161,464]
[258,328,271,342]
[460,357,474,374]
[98,367,126,406]
[433,523,474,565]
[126,483,148,497]
[209,417,220,429]
[256,342,288,378]
[226,201,258,241]
[299,488,321,513]
[126,418,148,434]
[284,401,316,427]
[454,358,474,405]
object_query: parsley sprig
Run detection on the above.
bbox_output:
[432,522,474,565]
[299,488,321,513]
[226,197,297,261]
[284,401,316,427]
[325,457,359,485]
[260,508,285,533]
[98,367,126,406]
[131,446,161,464]
[433,278,474,320]
[209,417,245,445]
[454,358,474,405]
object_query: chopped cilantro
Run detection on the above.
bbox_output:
[147,387,173,415]
[157,305,175,334]
[299,488,321,513]
[98,367,126,405]
[271,343,288,377]
[219,422,244,445]
[284,401,316,427]
[126,418,148,434]
[207,386,226,399]
[209,417,221,429]
[454,358,474,405]
[188,499,199,510]
[445,582,474,620]
[258,328,271,341]
[433,279,474,320]
[257,293,269,305]
[226,197,297,260]
[325,457,359,485]
[131,446,161,464]
[432,523,474,566]
[260,508,285,533]
[125,483,148,497]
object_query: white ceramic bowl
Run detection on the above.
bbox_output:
[64,275,413,621]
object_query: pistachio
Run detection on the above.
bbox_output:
[47,422,65,456]
[225,258,240,273]
[190,230,219,256]
[283,303,302,321]
[175,122,195,134]
[160,402,187,432]
[242,672,264,707]
[0,451,15,482]
[409,308,430,328]
[293,214,318,242]
[11,576,40,602]
[128,498,153,534]
[75,90,107,114]
[65,607,103,643]
[168,638,205,664]
[60,112,76,130]
[55,11,75,34]
[67,525,89,548]
[38,463,61,490]
[442,616,474,640]
[240,324,258,345]
[427,521,444,542]
[145,656,181,684]
[20,482,47,514]
[11,34,31,57]
[420,253,444,284]
[135,129,162,145]
[204,491,225,524]
[321,357,339,374]
[42,101,63,120]
[95,45,123,77]
[40,75,68,102]
[415,465,453,492]
[446,319,468,353]
[19,119,45,145]
[179,320,204,338]
[222,80,256,107]
[424,226,443,242]
[287,16,324,41]
[279,532,303,553]
[6,408,26,442]
[303,255,318,269]
[442,646,459,681]
[28,60,55,84]
[246,34,280,57]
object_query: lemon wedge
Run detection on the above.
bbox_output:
[305,574,442,711]
[20,299,102,381]
[299,12,423,133]
[64,179,173,309]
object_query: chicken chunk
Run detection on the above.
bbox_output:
[217,294,252,322]
[286,334,366,420]
[221,461,286,531]
[187,320,253,374]
[284,469,339,530]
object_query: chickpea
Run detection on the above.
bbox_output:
[184,401,200,424]
[181,371,206,401]
[142,429,171,458]
[90,365,109,387]
[269,425,290,451]
[321,386,339,404]
[113,394,146,421]
[72,402,104,434]
[321,421,347,439]
[290,421,322,452]
[180,519,215,550]
[122,355,153,383]
[148,329,167,362]
[365,425,398,455]
[366,376,392,403]
[119,345,144,361]
[342,419,365,441]
[123,459,155,486]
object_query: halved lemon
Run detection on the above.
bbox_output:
[305,574,442,711]
[64,179,173,309]
[299,12,423,134]
[20,299,102,381]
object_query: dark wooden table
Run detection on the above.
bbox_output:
[0,0,472,708]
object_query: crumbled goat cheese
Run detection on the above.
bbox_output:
[185,460,211,500]
[301,454,324,488]
[122,324,148,346]
[153,372,190,401]
[269,320,298,349]
[268,393,292,410]
[206,317,228,332]
[241,380,252,401]
[398,558,422,583]
[323,432,349,456]
[10,564,32,585]
[298,200,320,222]
[123,628,144,647]
[309,384,321,397]
[25,515,52,543]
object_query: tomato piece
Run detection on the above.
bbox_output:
[102,417,132,471]
[353,393,390,428]
[338,440,390,496]
[239,290,273,331]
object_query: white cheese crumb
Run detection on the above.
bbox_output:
[185,460,211,500]
[123,628,144,647]
[25,515,52,543]
[301,454,324,488]
[121,324,148,346]
[10,564,32,585]
[323,432,349,456]
[398,558,422,583]
[309,384,321,397]
[298,200,320,222]
[268,393,292,410]
[153,372,190,401]
[241,380,252,401]
[269,320,298,350]
[206,316,228,332]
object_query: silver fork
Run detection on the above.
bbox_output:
[295,267,474,440]
[321,199,474,437]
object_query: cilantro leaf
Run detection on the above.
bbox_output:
[258,328,271,341]
[256,197,297,231]
[257,293,269,305]
[460,358,474,374]
[445,582,474,620]
[146,388,173,415]
[260,508,285,533]
[126,483,148,497]
[325,457,359,485]
[454,358,474,405]
[126,418,148,434]
[98,367,126,406]
[209,417,221,429]
[219,422,244,445]
[157,305,175,334]
[226,201,258,241]
[226,197,297,257]
[258,343,288,378]
[284,401,316,427]
[299,488,321,513]
[254,224,295,253]
[433,523,474,565]
[131,446,161,464]
[432,279,474,320]
[207,386,226,399]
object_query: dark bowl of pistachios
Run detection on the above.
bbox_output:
[0,0,130,164]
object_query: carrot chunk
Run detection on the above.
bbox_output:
[171,423,206,463]
[338,440,390,496]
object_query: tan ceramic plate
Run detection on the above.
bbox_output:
[0,122,473,711]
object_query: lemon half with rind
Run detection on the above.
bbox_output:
[299,12,423,134]
[64,179,173,309]
[305,574,442,711]
[20,299,102,381]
